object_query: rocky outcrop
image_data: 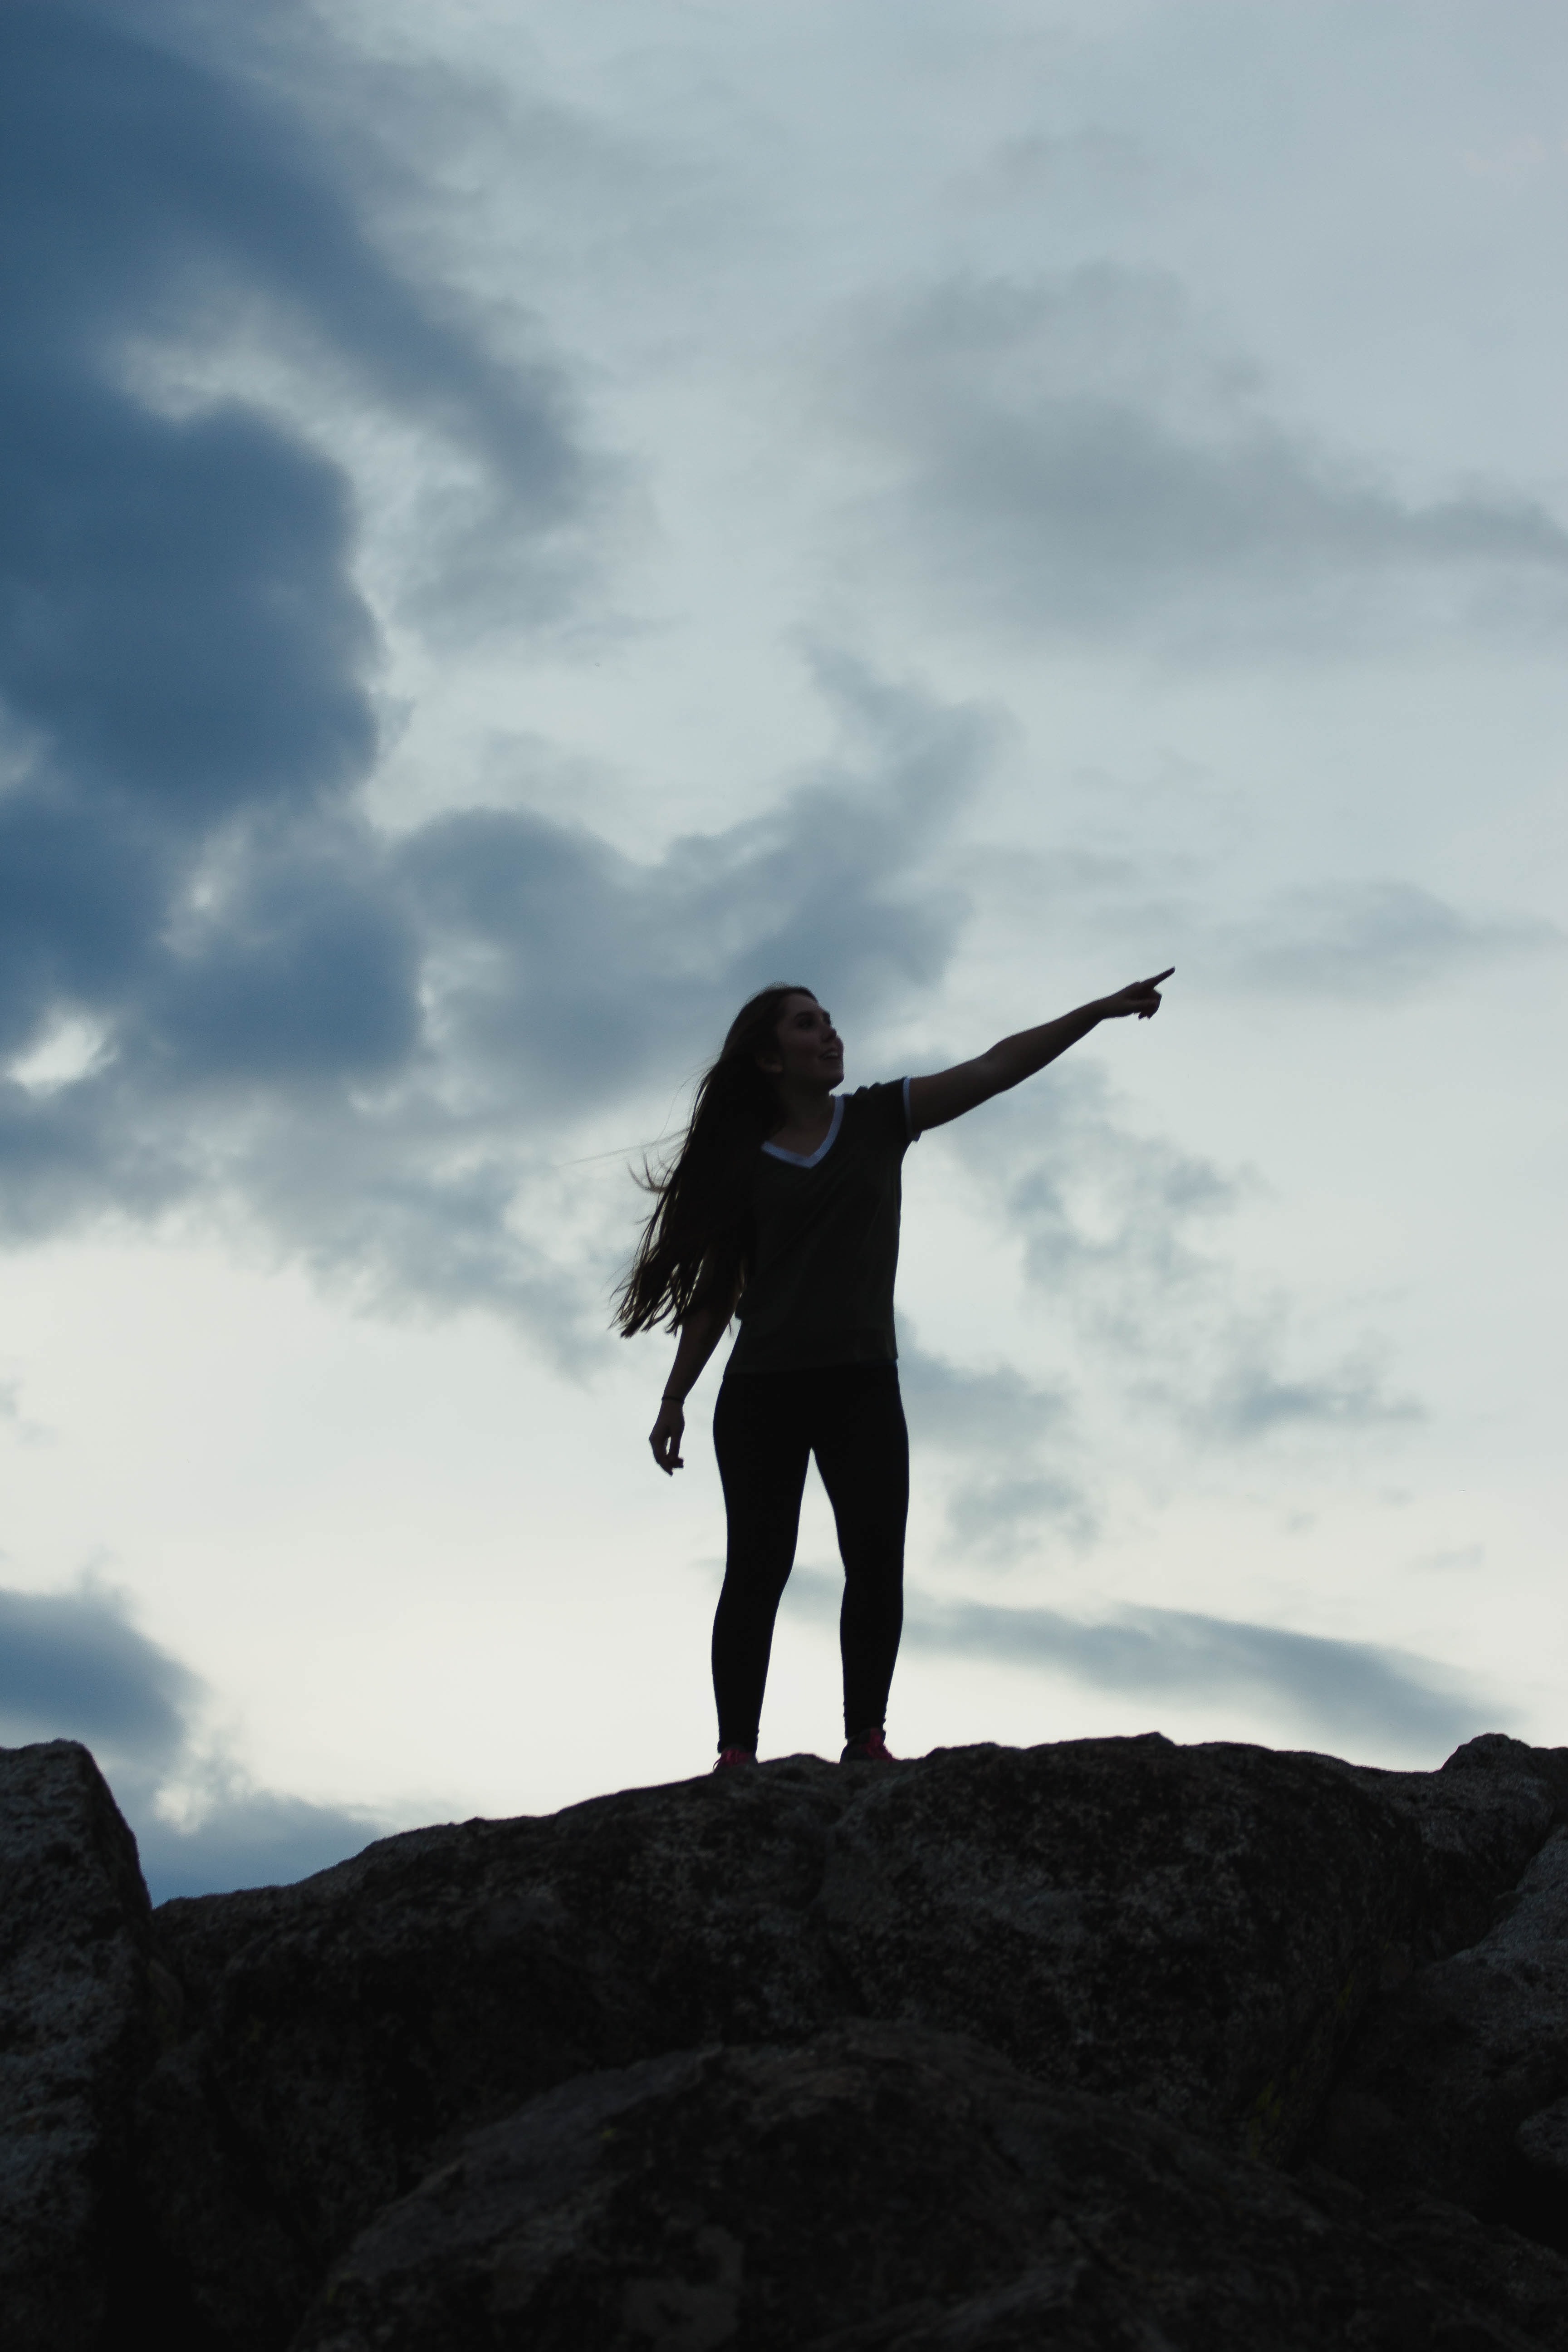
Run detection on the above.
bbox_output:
[0,1742,155,2352]
[292,2023,1568,2352]
[5,1727,1568,2347]
[1311,1818,1568,2241]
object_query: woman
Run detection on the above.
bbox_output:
[616,971,1173,1769]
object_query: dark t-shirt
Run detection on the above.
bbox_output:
[725,1079,918,1377]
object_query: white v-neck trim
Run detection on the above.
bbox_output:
[761,1093,844,1168]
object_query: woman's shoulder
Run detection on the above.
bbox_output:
[843,1078,914,1143]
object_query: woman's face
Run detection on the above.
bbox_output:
[764,992,844,1089]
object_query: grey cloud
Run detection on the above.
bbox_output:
[0,4,506,1108]
[1408,1545,1485,1575]
[6,4,596,598]
[897,1340,1093,1558]
[143,829,421,1084]
[897,1341,1069,1456]
[947,1068,1419,1458]
[0,1576,383,1901]
[833,267,1568,650]
[977,1068,1237,1311]
[0,1578,198,1771]
[0,1,991,1351]
[132,1776,389,1904]
[0,655,988,1360]
[942,1473,1092,1559]
[1193,1345,1422,1442]
[1217,881,1562,1002]
[904,1596,1490,1759]
[956,129,1195,218]
[785,1566,1488,1756]
[403,655,983,1122]
[0,0,599,991]
[0,1378,49,1445]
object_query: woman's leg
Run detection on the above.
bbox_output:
[811,1366,908,1740]
[710,1372,812,1753]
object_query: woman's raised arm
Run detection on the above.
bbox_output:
[908,969,1173,1135]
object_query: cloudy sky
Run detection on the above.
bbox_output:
[3,0,1564,1897]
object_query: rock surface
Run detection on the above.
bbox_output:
[5,1727,1568,2347]
[0,1742,155,2352]
[1311,1818,1568,2243]
[295,2021,1568,2352]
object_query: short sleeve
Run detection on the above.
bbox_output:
[849,1080,915,1154]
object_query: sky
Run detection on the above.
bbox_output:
[1,0,1564,1899]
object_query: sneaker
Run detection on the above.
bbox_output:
[840,1728,896,1764]
[713,1746,757,1772]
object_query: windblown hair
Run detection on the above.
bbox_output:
[614,984,815,1337]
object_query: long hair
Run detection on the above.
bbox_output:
[614,983,815,1337]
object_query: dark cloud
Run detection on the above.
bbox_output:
[0,3,988,1352]
[132,1777,387,1905]
[0,1577,382,1901]
[0,650,988,1354]
[0,1579,197,1770]
[2,4,593,585]
[0,0,563,1199]
[144,828,421,1083]
[832,266,1568,651]
[402,655,983,1122]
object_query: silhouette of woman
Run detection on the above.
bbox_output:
[616,972,1173,1769]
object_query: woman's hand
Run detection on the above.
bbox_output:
[650,1398,686,1475]
[1097,968,1174,1021]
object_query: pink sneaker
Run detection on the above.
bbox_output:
[840,1728,896,1764]
[713,1746,757,1772]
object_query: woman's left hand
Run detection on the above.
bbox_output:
[650,1398,686,1475]
[1098,968,1174,1021]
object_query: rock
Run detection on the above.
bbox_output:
[1333,1733,1568,1963]
[130,2033,317,2352]
[139,1740,1421,2289]
[0,1741,153,2352]
[291,2021,1568,2352]
[805,1735,1422,2152]
[8,1728,1568,2347]
[1308,1823,1568,2244]
[1518,2096,1568,2184]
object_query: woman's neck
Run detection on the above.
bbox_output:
[769,1085,836,1156]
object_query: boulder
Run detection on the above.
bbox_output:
[292,2021,1568,2352]
[1309,1824,1568,2243]
[6,1727,1568,2347]
[140,1742,1416,2272]
[1332,1733,1568,1961]
[0,1741,155,2352]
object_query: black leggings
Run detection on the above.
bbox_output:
[710,1362,908,1753]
